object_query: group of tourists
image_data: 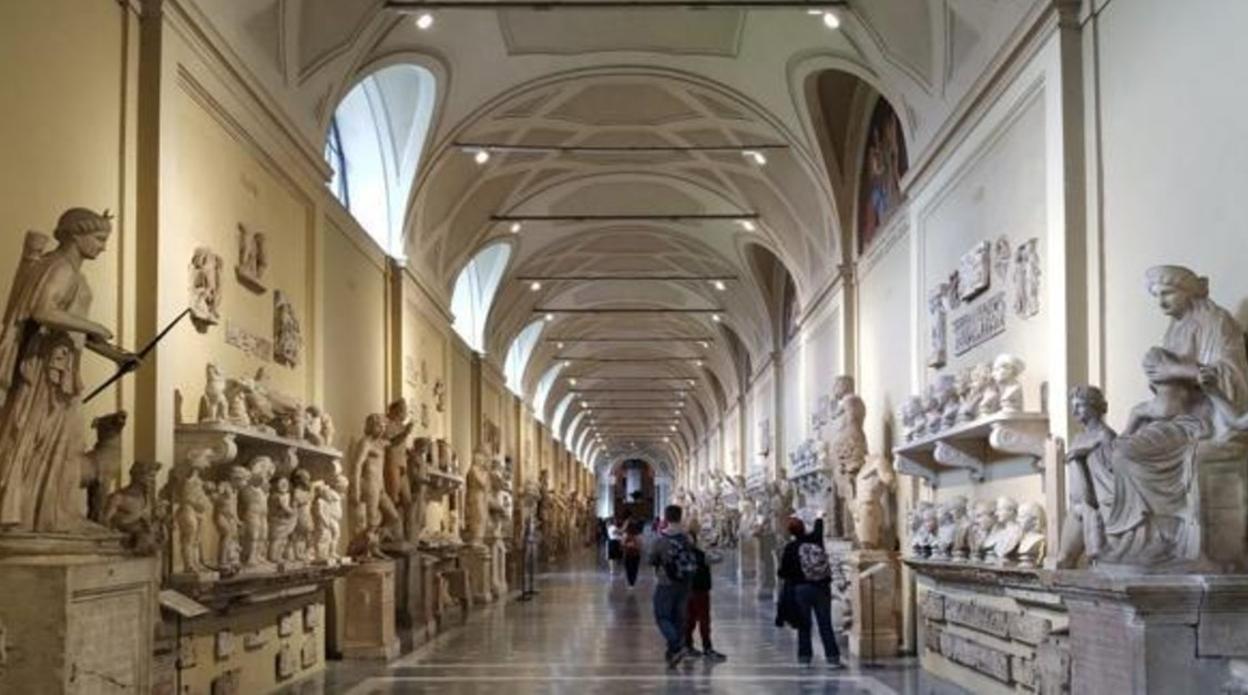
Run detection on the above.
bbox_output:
[630,504,844,670]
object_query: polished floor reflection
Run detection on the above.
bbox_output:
[312,551,968,694]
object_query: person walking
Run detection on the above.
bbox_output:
[777,513,844,669]
[622,519,644,587]
[606,518,624,573]
[683,532,727,662]
[650,505,697,667]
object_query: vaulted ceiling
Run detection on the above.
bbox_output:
[183,0,1051,467]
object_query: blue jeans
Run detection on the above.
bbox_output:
[653,583,690,654]
[794,583,840,662]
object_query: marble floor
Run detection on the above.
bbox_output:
[300,550,969,695]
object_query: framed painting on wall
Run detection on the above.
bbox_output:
[857,97,909,255]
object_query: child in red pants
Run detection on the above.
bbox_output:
[685,536,727,661]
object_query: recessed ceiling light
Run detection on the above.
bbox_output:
[509,222,522,234]
[544,313,555,322]
[822,11,841,29]
[473,149,490,165]
[669,425,678,432]
[738,219,756,232]
[415,13,434,30]
[529,281,542,291]
[711,314,721,323]
[712,280,727,292]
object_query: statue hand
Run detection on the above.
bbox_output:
[1199,365,1222,392]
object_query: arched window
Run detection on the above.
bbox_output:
[504,320,544,396]
[450,243,511,353]
[324,64,436,257]
[550,393,575,442]
[532,364,563,422]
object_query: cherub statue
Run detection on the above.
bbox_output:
[240,457,275,570]
[198,363,229,423]
[291,468,315,561]
[173,449,215,576]
[188,247,222,327]
[313,474,349,563]
[304,405,335,448]
[267,475,297,564]
[213,466,249,571]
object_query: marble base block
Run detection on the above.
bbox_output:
[341,560,399,660]
[848,549,900,658]
[490,540,508,598]
[391,550,439,650]
[463,545,494,605]
[738,538,758,583]
[0,554,158,694]
[1051,571,1248,694]
[755,535,776,600]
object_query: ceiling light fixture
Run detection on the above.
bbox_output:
[711,280,727,292]
[509,222,522,234]
[738,219,756,232]
[699,341,709,349]
[742,150,767,166]
[544,313,555,322]
[556,342,565,350]
[473,149,490,165]
[529,281,542,291]
[415,12,434,29]
[569,378,577,385]
[822,10,841,29]
[711,314,722,323]
[669,425,678,432]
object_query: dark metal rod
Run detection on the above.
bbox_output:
[391,0,845,8]
[495,213,755,222]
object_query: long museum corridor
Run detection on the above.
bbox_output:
[2,0,1248,693]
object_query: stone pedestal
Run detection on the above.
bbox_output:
[0,554,158,694]
[462,545,493,605]
[848,549,900,658]
[390,550,439,650]
[489,540,508,598]
[755,534,776,599]
[1050,571,1248,694]
[341,560,399,660]
[738,537,758,583]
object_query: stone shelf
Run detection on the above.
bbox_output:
[903,556,1045,590]
[168,562,353,610]
[174,421,344,474]
[891,412,1049,486]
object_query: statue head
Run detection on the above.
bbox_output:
[972,500,995,527]
[129,461,162,488]
[1068,385,1108,426]
[1018,501,1046,534]
[992,354,1025,384]
[832,375,856,400]
[54,208,113,259]
[228,466,250,489]
[1146,265,1208,319]
[947,495,968,520]
[332,473,350,493]
[292,468,312,490]
[994,496,1018,524]
[273,476,290,494]
[386,398,408,422]
[364,413,386,438]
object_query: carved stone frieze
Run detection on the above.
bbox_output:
[920,591,946,621]
[1009,612,1053,646]
[944,597,1012,638]
[939,631,1012,682]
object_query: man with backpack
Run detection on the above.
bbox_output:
[777,512,845,669]
[650,504,698,667]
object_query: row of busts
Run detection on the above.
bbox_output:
[900,353,1027,442]
[907,495,1046,568]
[197,363,335,447]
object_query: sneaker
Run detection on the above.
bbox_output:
[827,659,846,671]
[666,649,684,668]
[704,649,727,662]
[684,646,703,658]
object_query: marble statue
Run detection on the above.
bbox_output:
[852,455,896,550]
[382,399,414,541]
[901,396,925,441]
[173,449,214,577]
[227,390,251,428]
[959,240,991,301]
[933,496,969,559]
[765,479,795,544]
[198,363,229,423]
[349,414,399,561]
[967,500,996,561]
[488,456,513,539]
[992,354,1026,413]
[986,497,1023,563]
[240,457,275,570]
[1144,265,1248,435]
[313,473,348,563]
[188,246,223,328]
[304,405,335,448]
[824,376,868,536]
[1012,238,1041,318]
[273,290,302,368]
[103,461,164,554]
[1056,385,1117,568]
[463,449,492,546]
[938,373,961,429]
[267,475,297,564]
[1015,501,1046,567]
[213,466,248,571]
[928,285,948,369]
[235,223,267,291]
[290,468,315,561]
[959,363,991,421]
[433,378,446,412]
[908,501,936,557]
[86,411,127,523]
[407,437,433,543]
[925,382,948,435]
[0,210,139,534]
[993,236,1012,280]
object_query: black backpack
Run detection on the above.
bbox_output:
[663,534,699,582]
[797,541,832,582]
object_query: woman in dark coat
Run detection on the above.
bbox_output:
[776,514,844,668]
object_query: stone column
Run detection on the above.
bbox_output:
[848,549,900,658]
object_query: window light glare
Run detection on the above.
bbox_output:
[415,13,434,30]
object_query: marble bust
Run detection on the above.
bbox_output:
[992,354,1025,413]
[968,500,997,561]
[1015,501,1047,567]
[986,497,1023,563]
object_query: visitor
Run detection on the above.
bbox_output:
[650,504,697,667]
[683,531,727,662]
[622,519,644,587]
[776,513,844,669]
[606,518,624,572]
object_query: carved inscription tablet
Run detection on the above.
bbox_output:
[945,597,1012,638]
[953,292,1007,356]
[940,631,1012,682]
